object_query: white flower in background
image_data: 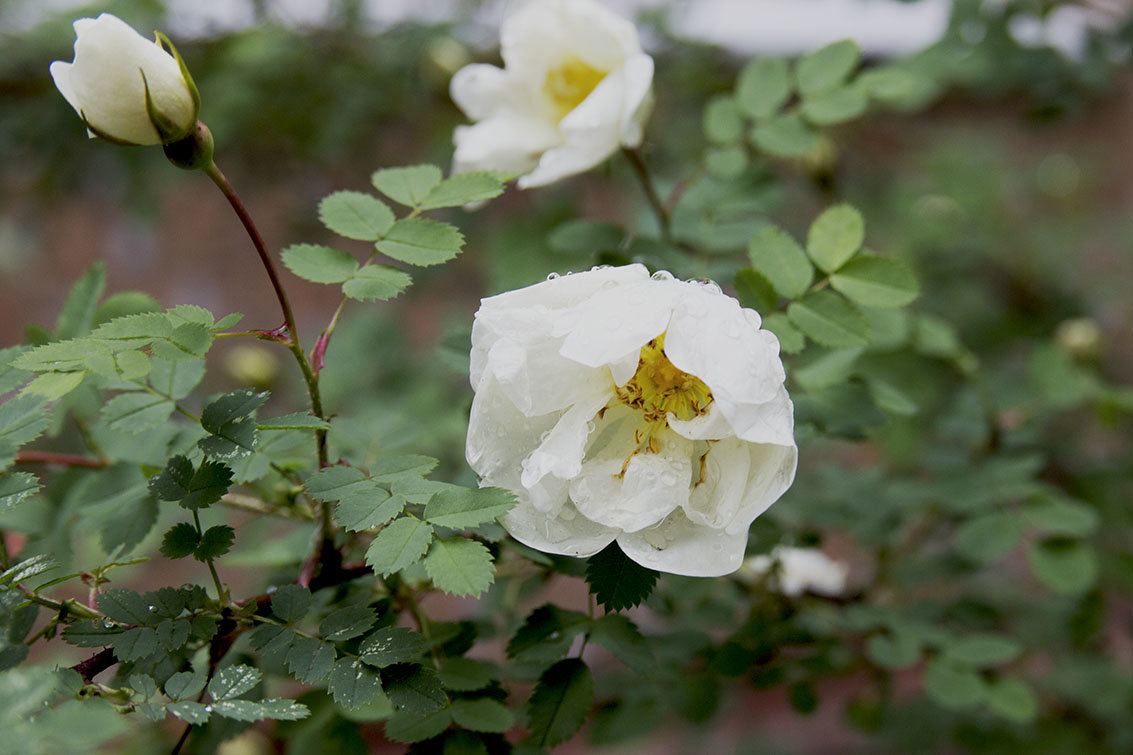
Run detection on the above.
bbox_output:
[50,13,198,146]
[466,264,797,577]
[449,0,654,188]
[738,546,848,597]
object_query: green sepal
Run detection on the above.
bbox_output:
[140,68,193,144]
[154,31,201,118]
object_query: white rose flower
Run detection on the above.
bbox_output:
[50,13,198,146]
[466,264,797,577]
[738,546,848,597]
[449,0,654,188]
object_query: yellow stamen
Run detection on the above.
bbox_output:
[544,57,606,119]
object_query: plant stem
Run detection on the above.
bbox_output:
[21,591,102,620]
[0,531,8,571]
[14,451,107,469]
[193,511,227,603]
[623,147,671,242]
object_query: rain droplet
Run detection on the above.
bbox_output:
[660,472,677,486]
[102,619,115,629]
[546,272,561,280]
[651,270,675,281]
[590,264,611,271]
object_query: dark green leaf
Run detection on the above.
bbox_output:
[371,165,443,208]
[923,660,985,710]
[155,619,190,652]
[328,658,382,709]
[376,218,464,267]
[167,700,210,724]
[452,697,514,733]
[282,244,360,284]
[342,265,413,302]
[111,627,158,662]
[248,624,295,658]
[319,191,395,241]
[381,663,448,713]
[258,412,330,431]
[524,658,593,748]
[954,512,1022,564]
[143,587,185,620]
[96,589,152,625]
[370,455,438,483]
[198,389,268,460]
[304,466,373,500]
[208,664,262,701]
[271,584,312,624]
[365,517,433,576]
[943,635,1022,667]
[506,604,589,659]
[319,604,377,642]
[736,58,791,119]
[62,619,124,647]
[423,538,495,597]
[258,698,311,721]
[806,204,864,273]
[985,677,1038,723]
[195,525,235,561]
[748,226,814,299]
[336,491,404,532]
[359,627,426,668]
[211,699,268,721]
[787,290,870,348]
[148,456,233,510]
[733,268,778,314]
[1028,539,1098,595]
[286,637,335,684]
[165,669,206,701]
[160,522,200,559]
[589,614,653,672]
[436,658,494,692]
[0,472,40,513]
[423,486,516,529]
[585,543,658,612]
[383,708,454,743]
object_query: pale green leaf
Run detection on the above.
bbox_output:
[0,472,40,513]
[282,244,359,284]
[703,95,745,144]
[1028,539,1098,595]
[796,39,860,96]
[747,226,814,299]
[806,204,864,273]
[750,112,820,157]
[736,57,791,119]
[375,218,464,267]
[985,677,1038,723]
[830,254,919,308]
[342,265,412,302]
[318,191,395,241]
[762,313,805,354]
[787,291,869,348]
[101,392,174,433]
[801,86,868,125]
[371,165,443,208]
[420,172,506,209]
[365,517,433,576]
[423,486,516,529]
[423,537,495,597]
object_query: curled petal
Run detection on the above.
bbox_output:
[503,499,618,558]
[714,385,796,448]
[617,509,749,577]
[684,437,796,534]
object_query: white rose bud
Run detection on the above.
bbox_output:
[449,0,654,188]
[50,13,200,146]
[737,547,849,597]
[466,264,797,577]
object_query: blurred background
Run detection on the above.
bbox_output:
[2,0,1132,753]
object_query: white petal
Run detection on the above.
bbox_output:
[618,54,654,148]
[687,437,796,536]
[715,385,796,447]
[502,0,643,75]
[477,263,649,316]
[558,279,676,369]
[520,384,613,488]
[667,402,734,441]
[571,431,692,532]
[502,499,617,558]
[449,63,515,121]
[452,117,559,177]
[617,509,748,577]
[664,283,785,405]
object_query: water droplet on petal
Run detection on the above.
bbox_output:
[546,272,561,280]
[660,472,677,486]
[651,270,675,281]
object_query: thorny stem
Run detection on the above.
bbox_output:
[624,147,671,242]
[202,160,335,561]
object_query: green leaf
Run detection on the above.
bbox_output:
[211,700,269,722]
[943,635,1022,667]
[318,191,395,241]
[370,455,438,483]
[787,290,869,348]
[794,347,861,391]
[423,486,516,529]
[155,620,190,652]
[704,145,748,179]
[436,658,494,692]
[420,172,506,209]
[923,660,985,710]
[167,700,210,724]
[796,39,860,96]
[589,614,653,672]
[212,312,244,331]
[736,58,791,119]
[328,658,382,709]
[801,86,868,126]
[22,370,87,400]
[94,292,160,326]
[0,395,49,461]
[1023,496,1099,537]
[258,412,330,431]
[160,522,200,559]
[381,663,447,713]
[365,517,434,576]
[55,262,106,340]
[452,698,514,733]
[61,619,124,647]
[703,95,745,144]
[208,664,262,701]
[359,627,426,668]
[548,220,624,256]
[524,658,593,748]
[144,587,186,620]
[866,632,921,670]
[376,218,464,267]
[371,165,443,208]
[249,624,295,658]
[286,637,335,684]
[954,512,1022,564]
[319,604,377,642]
[271,584,311,624]
[1028,538,1098,595]
[384,709,454,744]
[342,264,413,302]
[748,226,814,299]
[282,244,360,284]
[0,472,40,513]
[806,204,864,273]
[335,491,405,532]
[304,466,373,500]
[195,525,235,561]
[762,313,805,354]
[423,538,495,597]
[585,543,659,612]
[507,604,590,659]
[830,255,919,308]
[985,677,1038,723]
[148,456,233,510]
[257,698,310,721]
[111,627,158,662]
[198,389,269,460]
[1,553,58,585]
[96,588,152,625]
[750,113,820,157]
[148,359,205,400]
[165,669,206,701]
[733,269,778,314]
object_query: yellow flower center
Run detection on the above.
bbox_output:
[611,335,713,463]
[544,57,607,119]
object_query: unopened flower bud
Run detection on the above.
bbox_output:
[163,121,214,171]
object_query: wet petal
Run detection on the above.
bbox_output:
[617,509,748,577]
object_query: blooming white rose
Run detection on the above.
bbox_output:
[738,546,848,597]
[466,264,797,577]
[449,0,654,188]
[50,13,198,146]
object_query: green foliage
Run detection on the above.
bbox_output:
[423,537,495,597]
[795,40,861,96]
[524,659,594,748]
[282,244,360,284]
[806,205,864,273]
[788,290,870,348]
[318,191,396,241]
[198,388,269,459]
[736,58,791,119]
[747,226,814,300]
[584,543,659,612]
[195,525,235,560]
[149,456,234,510]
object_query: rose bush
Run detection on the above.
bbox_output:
[467,264,797,576]
[449,0,654,188]
[50,13,198,146]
